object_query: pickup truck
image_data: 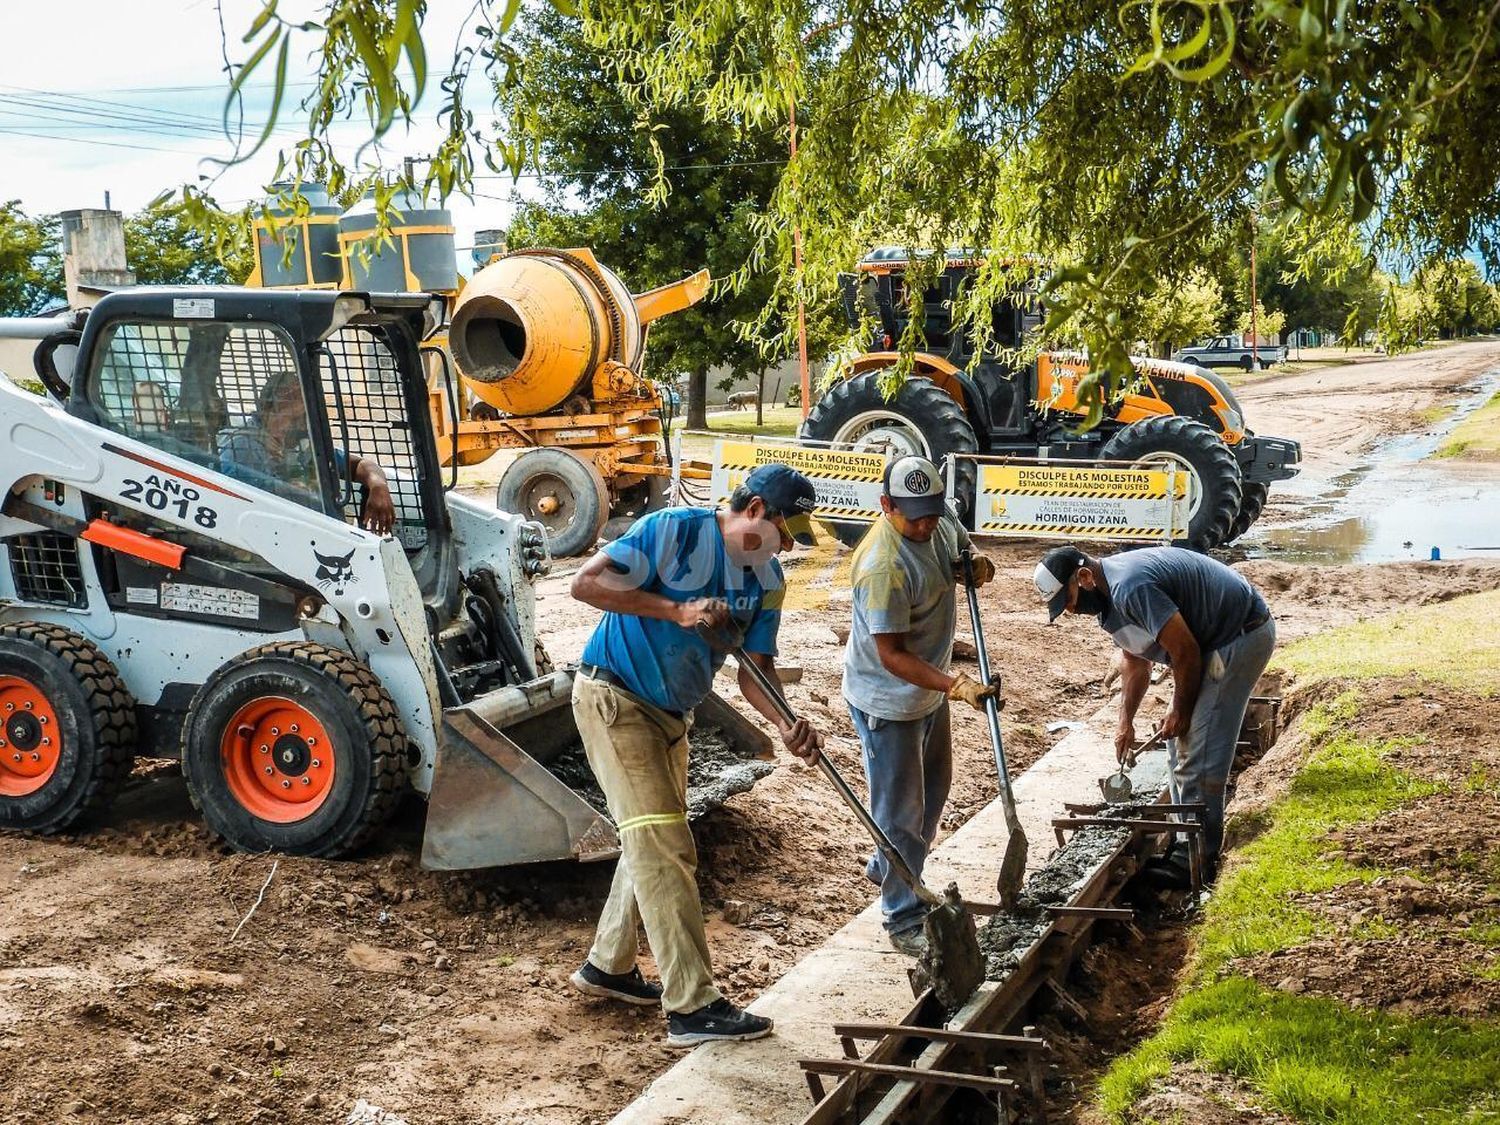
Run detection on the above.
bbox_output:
[1174,335,1287,370]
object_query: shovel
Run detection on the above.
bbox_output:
[697,620,985,1009]
[1099,726,1166,803]
[960,549,1028,911]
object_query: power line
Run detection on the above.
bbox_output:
[0,127,209,156]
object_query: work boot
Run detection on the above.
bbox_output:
[1140,846,1194,891]
[569,962,663,1007]
[666,998,774,1047]
[887,925,929,958]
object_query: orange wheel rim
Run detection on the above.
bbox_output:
[220,696,335,824]
[0,676,62,798]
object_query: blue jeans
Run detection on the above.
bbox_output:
[848,702,953,935]
[1167,619,1277,865]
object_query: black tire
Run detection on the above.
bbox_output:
[801,370,979,546]
[1239,354,1254,371]
[497,448,608,558]
[182,642,406,857]
[1099,416,1242,550]
[0,622,135,834]
[1224,481,1269,543]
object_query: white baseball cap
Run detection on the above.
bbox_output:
[883,455,947,519]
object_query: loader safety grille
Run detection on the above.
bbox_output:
[8,534,87,608]
[320,328,429,552]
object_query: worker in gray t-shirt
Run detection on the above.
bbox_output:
[1033,545,1275,885]
[842,455,998,957]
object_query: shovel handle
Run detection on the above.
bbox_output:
[733,647,939,907]
[961,549,1012,790]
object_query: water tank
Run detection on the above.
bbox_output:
[448,249,644,416]
[338,188,457,293]
[252,183,342,288]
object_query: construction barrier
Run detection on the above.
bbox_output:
[957,457,1188,543]
[706,435,888,523]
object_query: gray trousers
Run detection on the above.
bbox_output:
[1167,619,1276,864]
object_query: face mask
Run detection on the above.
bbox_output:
[1074,586,1111,617]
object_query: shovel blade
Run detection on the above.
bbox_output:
[995,823,1029,911]
[918,883,986,1013]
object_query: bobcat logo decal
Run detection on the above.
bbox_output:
[313,547,357,596]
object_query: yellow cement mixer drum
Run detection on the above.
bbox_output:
[449,248,645,416]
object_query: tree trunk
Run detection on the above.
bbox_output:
[756,366,767,427]
[687,365,709,430]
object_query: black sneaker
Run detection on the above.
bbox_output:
[569,962,663,1007]
[666,998,774,1047]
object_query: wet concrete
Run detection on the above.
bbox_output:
[977,822,1135,979]
[1244,372,1500,564]
[546,725,775,818]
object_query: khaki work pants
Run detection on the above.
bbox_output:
[573,674,720,1015]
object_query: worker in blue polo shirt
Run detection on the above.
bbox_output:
[566,464,824,1048]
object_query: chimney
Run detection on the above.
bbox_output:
[60,208,136,307]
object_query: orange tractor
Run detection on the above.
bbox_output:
[802,248,1302,548]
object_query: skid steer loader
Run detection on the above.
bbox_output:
[805,248,1302,549]
[0,288,773,865]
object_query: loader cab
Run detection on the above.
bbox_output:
[67,288,456,609]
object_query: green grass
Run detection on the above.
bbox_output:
[1274,590,1500,694]
[670,404,806,439]
[1097,977,1500,1123]
[1437,389,1500,460]
[1094,690,1494,1124]
[1196,696,1436,972]
[1422,402,1459,425]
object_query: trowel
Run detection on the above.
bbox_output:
[1099,727,1166,802]
[698,620,985,1008]
[961,551,1029,911]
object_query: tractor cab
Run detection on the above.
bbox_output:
[840,248,1047,436]
[65,289,459,615]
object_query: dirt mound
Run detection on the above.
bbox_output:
[1230,684,1500,1019]
[1235,559,1500,641]
[1111,1064,1295,1124]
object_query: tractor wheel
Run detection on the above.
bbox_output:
[497,448,609,558]
[1099,416,1242,550]
[182,642,406,858]
[0,623,135,834]
[801,370,979,546]
[1224,481,1269,543]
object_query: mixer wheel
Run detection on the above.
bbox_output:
[497,448,609,557]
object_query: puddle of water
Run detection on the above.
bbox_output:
[1244,373,1500,564]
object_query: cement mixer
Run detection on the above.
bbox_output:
[244,191,707,556]
[438,248,709,555]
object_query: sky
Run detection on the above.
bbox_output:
[0,1,523,257]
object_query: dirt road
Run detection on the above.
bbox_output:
[1235,337,1500,493]
[2,344,1499,1125]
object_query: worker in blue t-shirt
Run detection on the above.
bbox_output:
[566,464,823,1048]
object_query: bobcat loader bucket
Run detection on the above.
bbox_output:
[421,668,776,870]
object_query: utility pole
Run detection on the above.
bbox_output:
[791,92,810,420]
[1249,210,1260,371]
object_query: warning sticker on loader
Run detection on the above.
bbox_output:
[711,439,887,522]
[974,464,1188,542]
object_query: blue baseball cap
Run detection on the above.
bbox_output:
[743,463,819,545]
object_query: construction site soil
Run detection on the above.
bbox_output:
[2,341,1498,1124]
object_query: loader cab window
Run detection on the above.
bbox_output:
[89,320,323,512]
[317,325,430,553]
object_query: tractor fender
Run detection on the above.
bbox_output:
[840,352,991,438]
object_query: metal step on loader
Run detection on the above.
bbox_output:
[0,288,773,866]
